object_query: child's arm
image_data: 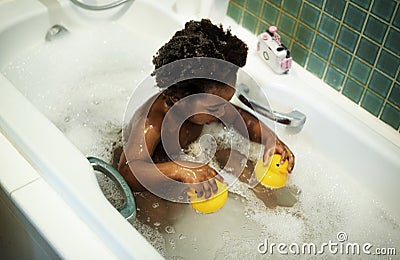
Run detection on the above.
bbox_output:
[119,156,223,198]
[118,104,223,198]
[229,106,295,173]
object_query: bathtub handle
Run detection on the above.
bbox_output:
[232,83,306,130]
[87,157,136,220]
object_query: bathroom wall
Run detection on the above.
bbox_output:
[227,0,400,131]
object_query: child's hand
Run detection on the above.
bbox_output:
[172,162,224,199]
[263,139,295,173]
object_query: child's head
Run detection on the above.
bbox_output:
[152,19,248,98]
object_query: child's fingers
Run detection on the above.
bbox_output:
[287,152,295,173]
[202,181,212,199]
[206,166,224,186]
[281,145,295,173]
[215,173,224,184]
[209,179,218,194]
[189,183,204,198]
[205,168,219,195]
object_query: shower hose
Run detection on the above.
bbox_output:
[70,0,131,11]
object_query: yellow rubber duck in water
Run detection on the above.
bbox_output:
[255,154,289,189]
[188,154,289,213]
[188,180,228,214]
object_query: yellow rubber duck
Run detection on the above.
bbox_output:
[254,154,289,189]
[188,180,228,214]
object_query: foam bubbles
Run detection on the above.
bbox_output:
[155,122,400,258]
[95,171,125,209]
[2,23,153,162]
[3,22,399,259]
[131,219,167,257]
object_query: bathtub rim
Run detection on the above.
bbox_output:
[0,1,399,258]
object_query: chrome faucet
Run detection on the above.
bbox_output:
[230,83,306,131]
[45,25,69,41]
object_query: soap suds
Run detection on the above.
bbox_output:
[2,23,399,259]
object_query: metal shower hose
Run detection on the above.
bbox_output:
[70,0,131,11]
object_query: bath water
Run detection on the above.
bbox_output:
[133,123,400,259]
[2,23,154,162]
[2,23,399,259]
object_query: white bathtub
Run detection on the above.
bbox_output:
[0,0,399,258]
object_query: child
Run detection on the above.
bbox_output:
[118,19,295,202]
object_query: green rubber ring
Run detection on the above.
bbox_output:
[87,157,136,219]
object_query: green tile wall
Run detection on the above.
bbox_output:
[227,0,400,131]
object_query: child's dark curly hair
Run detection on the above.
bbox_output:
[152,19,248,96]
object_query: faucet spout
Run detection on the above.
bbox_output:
[231,83,306,131]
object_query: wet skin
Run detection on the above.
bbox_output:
[118,83,295,200]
